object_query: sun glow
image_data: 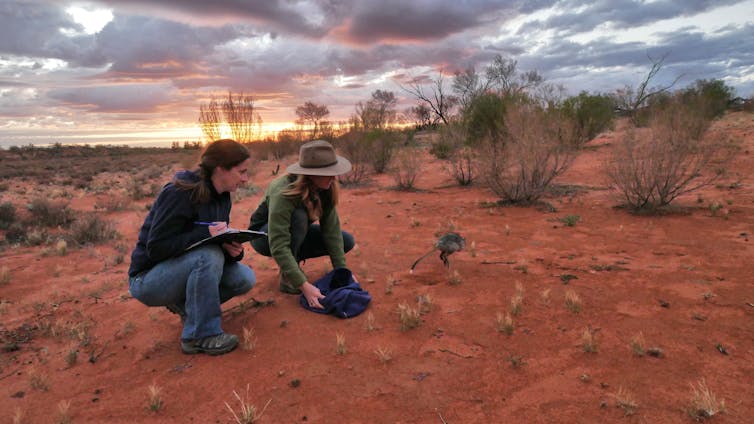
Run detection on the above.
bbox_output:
[65,5,113,35]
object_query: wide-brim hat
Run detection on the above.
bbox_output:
[286,140,352,176]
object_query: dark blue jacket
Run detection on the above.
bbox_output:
[300,268,371,318]
[128,170,242,277]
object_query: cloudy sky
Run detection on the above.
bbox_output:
[1,0,753,147]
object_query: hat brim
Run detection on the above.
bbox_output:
[286,155,352,176]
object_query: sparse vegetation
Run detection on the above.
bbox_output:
[496,312,514,335]
[612,386,638,416]
[391,147,422,190]
[56,400,72,424]
[69,213,120,245]
[225,385,270,424]
[565,290,582,313]
[335,332,346,355]
[687,379,725,420]
[397,302,421,331]
[630,332,646,356]
[148,383,163,412]
[581,327,597,353]
[374,346,392,364]
[364,312,378,332]
[242,327,256,351]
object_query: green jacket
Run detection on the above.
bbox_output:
[249,175,346,287]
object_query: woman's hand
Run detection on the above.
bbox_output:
[208,221,228,236]
[222,241,244,257]
[301,281,325,309]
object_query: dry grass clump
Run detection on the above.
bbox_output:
[0,266,10,286]
[448,270,463,285]
[687,379,725,420]
[612,386,638,416]
[417,294,433,313]
[581,327,598,353]
[56,400,72,424]
[147,383,163,412]
[29,367,49,391]
[242,327,256,351]
[630,332,646,356]
[374,346,393,364]
[540,288,551,306]
[397,302,421,331]
[565,289,582,313]
[364,311,378,332]
[335,332,347,355]
[225,385,271,424]
[496,312,514,335]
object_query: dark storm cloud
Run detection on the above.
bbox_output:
[0,1,106,66]
[92,0,342,38]
[95,15,243,79]
[48,83,173,112]
[522,22,754,92]
[522,0,747,36]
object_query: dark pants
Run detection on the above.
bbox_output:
[251,207,355,261]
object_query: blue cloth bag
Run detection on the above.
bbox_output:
[299,268,371,318]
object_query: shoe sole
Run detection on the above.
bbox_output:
[181,340,238,355]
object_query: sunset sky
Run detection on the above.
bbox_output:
[1,0,753,147]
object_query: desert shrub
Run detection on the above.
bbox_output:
[481,101,577,204]
[683,79,735,120]
[94,194,131,212]
[270,136,303,160]
[127,177,161,200]
[69,213,120,245]
[435,122,477,185]
[5,223,26,244]
[449,146,477,186]
[463,92,510,146]
[27,197,75,227]
[605,94,736,212]
[391,147,422,190]
[364,129,400,173]
[0,201,16,229]
[560,92,615,146]
[334,130,372,186]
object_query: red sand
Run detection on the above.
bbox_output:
[1,113,753,423]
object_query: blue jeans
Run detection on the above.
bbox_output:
[128,245,256,341]
[250,207,355,261]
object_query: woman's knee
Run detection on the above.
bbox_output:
[343,231,355,253]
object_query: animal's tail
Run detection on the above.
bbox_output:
[410,249,435,273]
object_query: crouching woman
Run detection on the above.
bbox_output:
[128,139,256,355]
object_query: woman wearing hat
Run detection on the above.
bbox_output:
[248,140,355,309]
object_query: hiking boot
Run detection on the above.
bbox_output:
[165,304,187,324]
[279,271,302,295]
[181,333,238,355]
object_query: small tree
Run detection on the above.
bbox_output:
[295,101,330,140]
[399,71,457,125]
[353,90,398,130]
[199,97,222,142]
[560,92,615,147]
[223,92,263,143]
[612,53,682,126]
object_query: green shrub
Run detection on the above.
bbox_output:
[0,202,16,229]
[560,92,615,146]
[364,129,399,173]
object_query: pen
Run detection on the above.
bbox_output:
[193,221,217,226]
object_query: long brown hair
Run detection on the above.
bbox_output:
[173,139,250,203]
[282,174,340,220]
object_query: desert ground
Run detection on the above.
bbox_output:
[1,112,753,423]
